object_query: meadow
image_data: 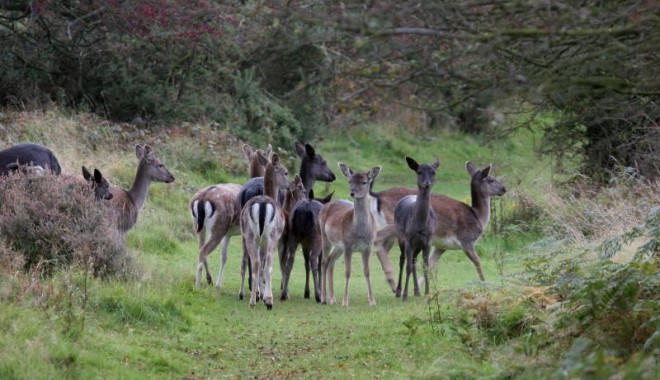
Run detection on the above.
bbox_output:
[0,110,657,379]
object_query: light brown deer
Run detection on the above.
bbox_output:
[106,144,175,233]
[319,163,381,306]
[370,161,506,283]
[240,152,290,309]
[189,143,271,288]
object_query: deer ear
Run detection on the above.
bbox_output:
[294,174,302,185]
[321,190,334,203]
[466,161,477,176]
[271,153,280,167]
[405,156,419,171]
[295,141,306,158]
[242,144,255,161]
[368,166,382,180]
[82,166,92,180]
[479,165,492,179]
[256,151,269,167]
[305,143,316,158]
[94,168,103,183]
[339,163,352,179]
[432,157,440,170]
[135,144,145,159]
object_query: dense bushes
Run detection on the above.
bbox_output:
[0,172,130,278]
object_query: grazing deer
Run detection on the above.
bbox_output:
[0,142,61,176]
[106,144,175,233]
[393,157,439,300]
[240,152,290,309]
[370,162,506,283]
[81,166,113,200]
[320,163,381,306]
[189,143,270,288]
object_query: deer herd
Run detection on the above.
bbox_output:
[0,139,506,310]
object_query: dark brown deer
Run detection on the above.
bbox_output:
[240,152,290,309]
[0,142,61,176]
[393,157,439,300]
[189,143,270,288]
[370,162,506,283]
[319,163,381,306]
[106,144,175,233]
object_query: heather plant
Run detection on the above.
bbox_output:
[0,172,130,278]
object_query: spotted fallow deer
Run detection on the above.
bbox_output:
[393,157,439,300]
[189,143,271,288]
[240,152,290,309]
[370,162,506,284]
[106,144,175,233]
[319,163,381,306]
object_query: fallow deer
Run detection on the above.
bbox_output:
[370,162,506,284]
[393,157,439,300]
[319,163,381,306]
[106,144,175,233]
[240,152,290,309]
[189,143,270,288]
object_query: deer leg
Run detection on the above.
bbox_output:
[263,243,275,310]
[463,243,486,282]
[422,245,432,295]
[374,226,397,292]
[215,236,231,289]
[310,246,322,303]
[403,244,414,301]
[303,248,311,299]
[395,240,405,298]
[247,244,259,308]
[342,250,353,307]
[325,248,341,305]
[278,233,288,290]
[412,250,421,297]
[419,248,445,288]
[239,247,248,300]
[362,249,376,306]
[195,230,224,286]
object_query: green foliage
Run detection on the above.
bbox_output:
[231,69,303,150]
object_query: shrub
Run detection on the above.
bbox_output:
[0,172,130,278]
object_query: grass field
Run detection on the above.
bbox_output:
[5,109,653,379]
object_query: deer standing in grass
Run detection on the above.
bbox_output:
[189,143,270,288]
[370,162,506,284]
[106,144,175,233]
[320,163,381,306]
[393,157,439,300]
[237,141,336,297]
[240,152,290,309]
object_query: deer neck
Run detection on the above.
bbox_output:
[413,186,432,225]
[263,167,278,200]
[299,163,315,195]
[470,187,490,230]
[127,162,152,212]
[352,196,371,230]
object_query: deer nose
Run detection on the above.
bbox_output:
[349,191,355,198]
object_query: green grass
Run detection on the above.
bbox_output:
[0,111,554,379]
